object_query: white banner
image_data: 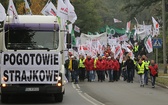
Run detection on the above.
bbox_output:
[1,52,60,84]
[80,33,107,46]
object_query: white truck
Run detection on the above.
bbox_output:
[0,15,66,103]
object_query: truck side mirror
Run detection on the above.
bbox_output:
[66,33,71,49]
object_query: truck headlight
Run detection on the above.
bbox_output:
[1,84,7,87]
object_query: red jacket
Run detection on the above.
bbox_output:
[106,60,114,70]
[84,58,94,71]
[96,59,106,71]
[149,64,158,76]
[113,60,120,71]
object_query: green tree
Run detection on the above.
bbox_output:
[72,0,102,33]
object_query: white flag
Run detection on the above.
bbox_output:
[57,0,68,20]
[24,0,32,15]
[74,25,80,33]
[41,1,57,16]
[0,3,6,22]
[152,17,160,37]
[114,44,121,59]
[114,18,122,23]
[119,50,123,63]
[144,36,153,53]
[126,21,131,32]
[7,0,19,23]
[64,0,77,23]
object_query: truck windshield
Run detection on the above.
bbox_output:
[5,23,59,50]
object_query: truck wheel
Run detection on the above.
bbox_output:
[54,93,63,102]
[1,94,8,103]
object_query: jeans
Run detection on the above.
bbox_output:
[151,76,156,86]
[79,67,85,81]
[122,69,127,81]
[74,70,79,83]
[99,71,105,81]
[108,70,113,81]
[127,69,133,82]
[144,70,149,85]
[139,74,144,86]
[70,71,75,82]
[87,70,94,81]
[65,69,70,81]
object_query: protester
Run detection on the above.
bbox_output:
[112,57,120,81]
[137,59,145,87]
[121,56,127,81]
[149,60,158,88]
[124,55,135,83]
[78,54,86,82]
[96,56,106,82]
[143,55,150,85]
[106,56,114,82]
[84,55,94,82]
[64,57,70,82]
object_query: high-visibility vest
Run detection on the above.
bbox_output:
[94,58,98,69]
[144,60,150,70]
[137,62,145,74]
[79,59,85,68]
[134,46,139,52]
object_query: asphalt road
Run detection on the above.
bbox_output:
[0,76,168,105]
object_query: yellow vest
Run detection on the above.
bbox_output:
[144,61,150,70]
[137,62,145,74]
[94,58,98,69]
[79,59,85,68]
[68,59,72,71]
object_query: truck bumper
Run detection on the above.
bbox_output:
[1,84,64,95]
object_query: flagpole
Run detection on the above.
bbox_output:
[156,48,158,64]
[162,0,167,73]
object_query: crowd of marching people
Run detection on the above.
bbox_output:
[64,44,158,88]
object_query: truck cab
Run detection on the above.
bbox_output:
[0,15,66,103]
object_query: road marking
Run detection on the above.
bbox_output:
[71,83,105,105]
[78,92,98,105]
[84,93,105,105]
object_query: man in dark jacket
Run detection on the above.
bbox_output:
[64,56,78,83]
[124,56,135,83]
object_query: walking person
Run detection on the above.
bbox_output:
[137,59,145,87]
[78,55,86,82]
[113,57,120,81]
[149,60,158,88]
[124,56,135,83]
[84,55,94,82]
[96,56,106,82]
[106,56,114,82]
[143,56,150,85]
[121,56,127,81]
